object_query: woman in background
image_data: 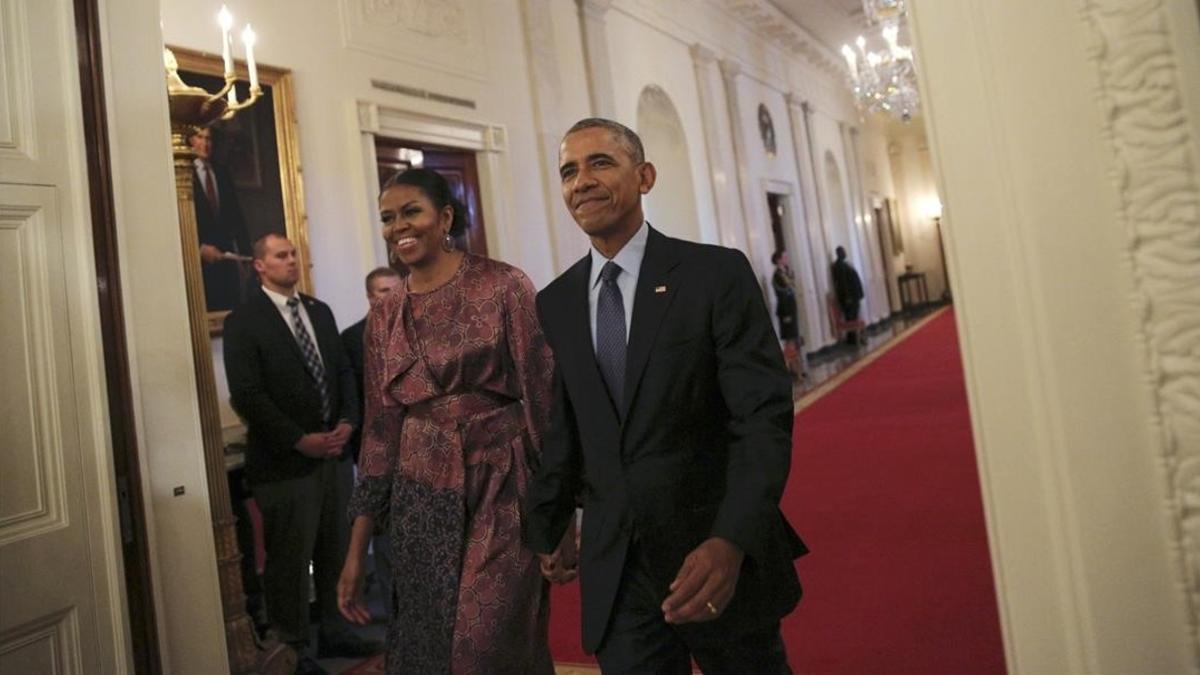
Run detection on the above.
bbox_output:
[337,168,558,674]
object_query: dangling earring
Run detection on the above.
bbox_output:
[442,232,455,252]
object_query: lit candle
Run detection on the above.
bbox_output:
[241,25,258,91]
[217,6,233,76]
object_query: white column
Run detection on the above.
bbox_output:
[690,44,746,252]
[576,0,617,119]
[520,0,586,273]
[843,123,888,322]
[799,100,836,345]
[718,58,771,282]
[784,93,829,348]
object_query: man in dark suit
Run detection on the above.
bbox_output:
[831,245,864,344]
[524,118,807,673]
[340,266,400,611]
[189,126,252,311]
[223,234,378,671]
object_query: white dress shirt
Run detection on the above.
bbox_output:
[261,285,324,368]
[588,221,649,352]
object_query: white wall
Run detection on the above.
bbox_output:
[888,123,947,299]
[604,8,719,246]
[911,0,1200,671]
[101,0,228,671]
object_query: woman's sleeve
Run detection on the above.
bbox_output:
[347,299,403,523]
[504,268,555,456]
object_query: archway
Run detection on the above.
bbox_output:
[636,85,701,241]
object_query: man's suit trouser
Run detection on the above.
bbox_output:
[252,457,352,645]
[595,538,792,675]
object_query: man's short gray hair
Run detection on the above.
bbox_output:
[564,118,645,164]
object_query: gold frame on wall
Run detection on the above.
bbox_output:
[169,46,313,334]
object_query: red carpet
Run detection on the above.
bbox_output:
[549,309,1006,673]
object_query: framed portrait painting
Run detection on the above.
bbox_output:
[170,46,313,334]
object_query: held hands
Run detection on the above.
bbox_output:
[336,556,371,626]
[538,516,579,585]
[295,422,354,459]
[661,537,744,624]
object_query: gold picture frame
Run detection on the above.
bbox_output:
[170,46,313,335]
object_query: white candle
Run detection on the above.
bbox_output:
[241,25,258,91]
[217,6,233,76]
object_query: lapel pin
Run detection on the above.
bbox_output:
[655,285,667,294]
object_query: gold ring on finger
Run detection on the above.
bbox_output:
[705,601,719,615]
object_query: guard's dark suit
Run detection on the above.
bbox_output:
[524,227,807,667]
[223,288,359,644]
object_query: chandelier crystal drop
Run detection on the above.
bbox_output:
[841,0,920,122]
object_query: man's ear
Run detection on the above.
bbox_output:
[639,161,657,194]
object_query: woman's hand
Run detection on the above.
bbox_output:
[337,557,371,625]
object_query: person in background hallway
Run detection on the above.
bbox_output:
[189,126,252,311]
[341,266,401,618]
[831,245,864,345]
[771,250,804,380]
[223,234,379,675]
[337,168,556,674]
[524,118,807,674]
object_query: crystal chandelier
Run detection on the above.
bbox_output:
[841,0,919,122]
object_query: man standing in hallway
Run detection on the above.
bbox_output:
[340,266,401,612]
[223,234,379,673]
[831,245,864,345]
[524,118,807,673]
[189,126,252,311]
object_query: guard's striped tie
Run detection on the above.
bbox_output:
[287,297,332,425]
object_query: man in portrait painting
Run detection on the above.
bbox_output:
[189,125,252,312]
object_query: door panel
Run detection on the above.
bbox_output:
[0,0,119,670]
[0,186,96,672]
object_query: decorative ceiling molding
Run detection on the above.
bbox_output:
[1081,0,1200,667]
[339,0,487,82]
[712,0,847,77]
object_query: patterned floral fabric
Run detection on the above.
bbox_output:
[348,254,556,674]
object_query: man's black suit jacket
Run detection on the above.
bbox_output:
[340,317,367,463]
[524,227,807,653]
[223,289,360,486]
[194,161,251,311]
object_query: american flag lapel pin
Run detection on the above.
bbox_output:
[655,285,667,294]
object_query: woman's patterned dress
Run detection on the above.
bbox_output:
[348,254,556,674]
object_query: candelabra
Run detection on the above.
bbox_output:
[841,0,920,122]
[163,7,293,675]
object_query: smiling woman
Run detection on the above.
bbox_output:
[338,169,560,673]
[378,168,469,293]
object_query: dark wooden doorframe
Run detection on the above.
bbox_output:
[73,0,161,671]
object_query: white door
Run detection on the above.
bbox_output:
[1,0,127,671]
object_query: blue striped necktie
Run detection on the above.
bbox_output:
[287,297,332,425]
[595,261,626,409]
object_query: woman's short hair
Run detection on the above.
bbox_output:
[381,168,469,237]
